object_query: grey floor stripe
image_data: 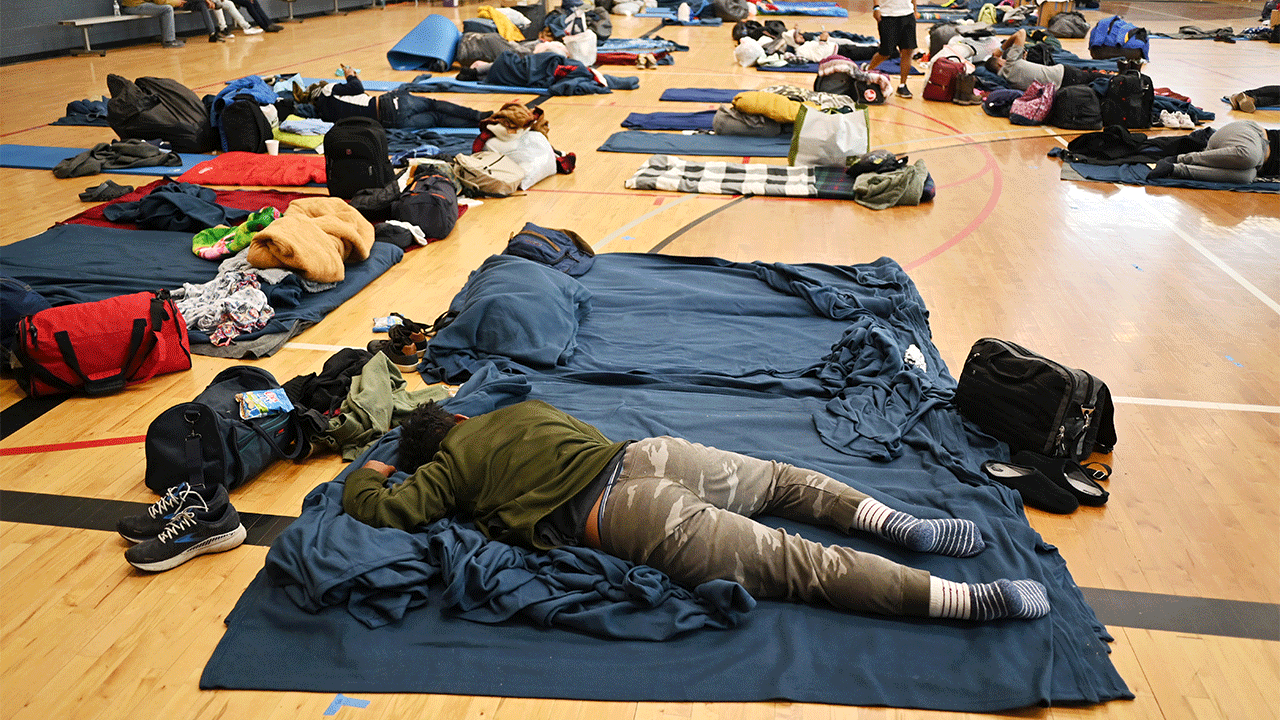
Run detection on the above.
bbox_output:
[3,489,1276,641]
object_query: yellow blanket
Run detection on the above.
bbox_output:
[477,6,525,42]
[247,197,375,283]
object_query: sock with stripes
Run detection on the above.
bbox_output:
[929,577,1051,621]
[851,498,985,557]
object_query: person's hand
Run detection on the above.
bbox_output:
[362,460,396,477]
[873,8,882,21]
[914,10,921,19]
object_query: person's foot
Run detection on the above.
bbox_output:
[218,26,234,38]
[264,23,284,32]
[896,84,913,99]
[242,25,264,35]
[1231,92,1256,113]
[1147,158,1175,179]
[161,39,185,48]
[209,32,225,43]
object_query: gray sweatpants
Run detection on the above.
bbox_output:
[599,437,932,616]
[1174,121,1268,184]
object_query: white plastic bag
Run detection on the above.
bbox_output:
[787,105,870,167]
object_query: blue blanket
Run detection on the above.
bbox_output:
[598,130,792,157]
[1062,161,1280,193]
[0,224,403,353]
[201,253,1131,710]
[660,87,750,102]
[622,110,718,130]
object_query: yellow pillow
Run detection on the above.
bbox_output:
[732,91,803,123]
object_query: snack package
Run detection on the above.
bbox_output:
[237,388,294,420]
[373,315,404,332]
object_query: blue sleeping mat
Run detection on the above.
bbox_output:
[599,130,791,157]
[387,14,460,72]
[622,110,717,130]
[0,224,403,355]
[756,1,849,17]
[660,88,752,102]
[1063,161,1280,193]
[200,253,1133,711]
[0,144,214,175]
[400,76,551,94]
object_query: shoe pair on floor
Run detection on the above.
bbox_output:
[118,483,246,572]
[366,312,431,368]
[982,451,1112,514]
[1159,110,1196,129]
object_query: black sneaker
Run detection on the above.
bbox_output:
[124,501,246,572]
[209,32,225,43]
[896,84,913,99]
[117,483,225,544]
[366,315,429,368]
[264,23,284,32]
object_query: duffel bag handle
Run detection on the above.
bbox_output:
[247,413,308,461]
[53,317,150,396]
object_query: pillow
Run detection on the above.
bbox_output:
[733,91,804,123]
[483,129,557,190]
[425,255,592,381]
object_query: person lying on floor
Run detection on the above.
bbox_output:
[342,399,1052,623]
[309,65,490,129]
[985,29,1110,91]
[1229,85,1279,113]
[1147,120,1279,183]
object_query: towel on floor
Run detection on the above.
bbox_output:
[247,197,375,282]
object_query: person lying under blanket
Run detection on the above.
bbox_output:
[342,399,1052,622]
[305,65,491,130]
[1147,120,1279,184]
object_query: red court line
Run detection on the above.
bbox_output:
[1,435,146,456]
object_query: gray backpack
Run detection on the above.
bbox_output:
[452,151,526,197]
[1048,11,1089,39]
[713,104,783,137]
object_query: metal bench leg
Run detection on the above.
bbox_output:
[326,0,347,15]
[282,0,302,23]
[71,27,107,56]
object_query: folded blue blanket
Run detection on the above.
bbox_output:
[1063,161,1280,193]
[599,130,792,157]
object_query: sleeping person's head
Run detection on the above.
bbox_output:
[397,401,465,470]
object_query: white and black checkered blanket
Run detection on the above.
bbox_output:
[624,154,819,196]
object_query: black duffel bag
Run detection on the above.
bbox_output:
[144,366,306,494]
[954,338,1116,462]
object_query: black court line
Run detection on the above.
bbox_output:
[3,488,1277,642]
[640,21,666,40]
[0,395,67,442]
[648,196,750,254]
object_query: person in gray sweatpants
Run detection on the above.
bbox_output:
[1150,120,1276,183]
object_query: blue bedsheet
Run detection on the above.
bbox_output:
[201,253,1131,710]
[1063,161,1280,193]
[598,130,792,157]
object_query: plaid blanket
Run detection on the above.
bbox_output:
[625,155,816,196]
[625,155,860,199]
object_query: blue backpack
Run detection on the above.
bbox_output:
[1088,15,1150,60]
[503,223,596,276]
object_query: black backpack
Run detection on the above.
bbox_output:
[324,116,397,200]
[143,366,306,494]
[220,95,272,153]
[1101,70,1154,129]
[1023,42,1057,66]
[393,170,460,240]
[106,74,216,153]
[1049,85,1104,130]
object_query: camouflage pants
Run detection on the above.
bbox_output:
[600,436,931,616]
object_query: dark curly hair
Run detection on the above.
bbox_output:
[397,401,459,471]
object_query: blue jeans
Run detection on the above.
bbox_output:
[388,92,487,129]
[122,3,176,42]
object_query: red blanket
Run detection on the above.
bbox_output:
[178,151,327,186]
[60,178,320,229]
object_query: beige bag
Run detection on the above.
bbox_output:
[452,151,526,197]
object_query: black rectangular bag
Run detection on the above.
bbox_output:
[144,366,305,494]
[324,116,397,200]
[954,338,1116,462]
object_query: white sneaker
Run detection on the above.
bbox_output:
[1159,110,1175,128]
[1177,112,1195,129]
[243,26,264,35]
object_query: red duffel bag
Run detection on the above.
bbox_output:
[11,290,192,397]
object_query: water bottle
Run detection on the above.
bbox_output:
[113,1,121,15]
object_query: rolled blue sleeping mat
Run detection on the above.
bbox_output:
[388,14,461,72]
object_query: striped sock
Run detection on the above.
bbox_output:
[929,577,1051,621]
[852,498,986,557]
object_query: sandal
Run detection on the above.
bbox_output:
[1012,451,1110,507]
[981,460,1079,514]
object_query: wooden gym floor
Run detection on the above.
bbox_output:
[0,1,1276,718]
